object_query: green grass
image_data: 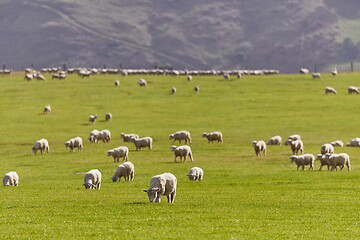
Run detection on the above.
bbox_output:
[1,72,360,239]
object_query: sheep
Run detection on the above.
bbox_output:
[98,129,111,142]
[32,138,50,154]
[105,112,112,121]
[187,75,192,81]
[252,140,266,157]
[169,130,192,144]
[223,72,230,80]
[325,153,351,171]
[284,134,301,145]
[330,140,344,147]
[83,169,102,189]
[267,135,282,145]
[290,154,315,170]
[325,87,337,95]
[143,173,177,203]
[346,138,360,147]
[114,80,119,86]
[194,85,200,93]
[35,73,46,81]
[299,68,309,74]
[138,78,147,87]
[320,143,334,155]
[171,145,194,162]
[187,167,203,181]
[331,67,338,76]
[130,136,153,150]
[120,133,139,142]
[202,131,223,143]
[25,73,33,81]
[107,146,129,162]
[290,139,304,155]
[43,104,51,114]
[171,87,177,94]
[316,154,331,171]
[89,115,98,124]
[3,171,19,186]
[311,72,321,78]
[88,129,100,143]
[64,136,83,152]
[111,162,134,182]
[348,86,359,94]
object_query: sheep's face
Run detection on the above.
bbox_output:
[170,145,177,151]
[144,188,160,202]
[111,176,118,182]
[107,151,114,156]
[289,156,296,163]
[188,174,197,181]
[324,153,332,159]
[64,141,70,148]
[316,154,324,160]
[84,182,94,189]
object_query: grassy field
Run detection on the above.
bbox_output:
[1,71,360,239]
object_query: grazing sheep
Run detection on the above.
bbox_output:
[299,68,309,74]
[346,138,360,147]
[43,104,51,114]
[267,135,282,145]
[187,75,192,81]
[316,154,331,171]
[171,87,177,94]
[35,73,46,81]
[320,143,334,155]
[330,140,344,147]
[290,154,315,170]
[3,171,19,186]
[171,145,194,162]
[105,113,112,121]
[325,87,337,95]
[169,130,192,144]
[120,133,139,142]
[32,138,50,154]
[138,78,147,87]
[194,85,200,93]
[284,134,301,145]
[83,169,102,189]
[325,153,351,171]
[25,73,33,81]
[252,140,266,157]
[89,115,98,124]
[331,67,338,76]
[64,136,83,152]
[98,129,111,143]
[107,146,129,162]
[111,162,134,182]
[348,86,359,94]
[311,72,321,78]
[202,131,223,143]
[290,139,304,155]
[130,136,153,150]
[223,72,230,80]
[88,129,100,143]
[187,167,203,181]
[143,173,177,203]
[114,80,119,86]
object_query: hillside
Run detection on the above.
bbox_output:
[0,0,360,72]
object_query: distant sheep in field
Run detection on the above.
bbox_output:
[32,138,50,154]
[138,78,147,87]
[311,72,321,78]
[120,133,139,142]
[88,129,111,143]
[143,172,177,203]
[346,138,360,147]
[284,134,301,145]
[83,169,102,189]
[169,130,192,144]
[88,129,100,143]
[114,80,119,86]
[290,154,315,170]
[330,140,344,147]
[316,154,331,171]
[223,72,230,80]
[331,67,338,76]
[3,171,18,186]
[171,145,194,162]
[111,162,134,182]
[187,167,203,181]
[107,146,129,162]
[35,73,46,81]
[267,135,282,145]
[89,115,98,124]
[187,75,192,81]
[325,153,351,171]
[64,136,83,152]
[43,104,51,114]
[325,87,337,95]
[320,143,334,155]
[194,85,200,93]
[202,131,223,143]
[348,86,359,94]
[171,87,177,94]
[299,68,309,74]
[290,139,304,155]
[25,73,33,81]
[105,113,112,121]
[252,140,266,157]
[130,136,153,150]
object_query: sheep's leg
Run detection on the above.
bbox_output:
[302,165,305,170]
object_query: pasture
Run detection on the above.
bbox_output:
[0,71,360,239]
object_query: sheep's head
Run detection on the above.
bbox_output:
[324,153,332,159]
[143,188,161,202]
[64,141,70,148]
[107,150,114,156]
[252,141,257,147]
[316,154,324,160]
[83,182,94,189]
[111,176,118,182]
[289,155,297,163]
[170,145,177,151]
[202,133,208,138]
[169,134,174,140]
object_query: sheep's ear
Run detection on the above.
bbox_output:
[143,189,148,193]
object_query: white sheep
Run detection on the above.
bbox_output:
[325,153,351,171]
[290,154,315,170]
[331,67,338,76]
[320,143,334,155]
[32,138,50,154]
[187,167,203,181]
[187,75,192,81]
[284,134,301,145]
[25,73,33,81]
[171,145,194,162]
[43,104,51,114]
[89,115,98,124]
[143,173,177,203]
[105,113,112,121]
[169,130,192,144]
[346,138,360,147]
[299,68,309,74]
[98,129,111,143]
[64,136,83,152]
[267,135,282,145]
[171,87,177,94]
[130,136,153,150]
[107,146,129,162]
[202,131,223,143]
[325,87,337,95]
[88,129,100,143]
[348,86,359,94]
[111,162,134,182]
[120,133,139,142]
[83,169,102,189]
[194,85,200,93]
[3,171,19,186]
[330,140,344,147]
[316,154,331,171]
[252,140,266,157]
[290,139,304,155]
[138,78,147,87]
[114,80,120,86]
[311,72,321,78]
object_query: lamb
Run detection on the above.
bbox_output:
[187,75,192,81]
[105,112,112,121]
[130,136,153,150]
[194,85,200,93]
[169,130,192,144]
[89,115,98,124]
[114,80,119,86]
[83,169,102,189]
[107,146,129,162]
[290,139,304,155]
[64,136,83,152]
[316,154,331,171]
[171,145,194,162]
[3,171,19,186]
[348,86,359,94]
[88,129,100,143]
[43,104,51,114]
[143,173,177,203]
[325,87,337,95]
[171,87,177,94]
[320,143,334,155]
[346,138,360,147]
[325,153,351,171]
[267,135,282,145]
[138,78,147,87]
[290,154,315,170]
[311,72,321,78]
[284,134,301,145]
[202,131,223,143]
[252,140,266,157]
[32,138,50,154]
[187,167,203,181]
[120,133,139,142]
[111,162,134,182]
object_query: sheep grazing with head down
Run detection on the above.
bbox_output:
[284,134,301,145]
[43,104,51,114]
[32,138,50,154]
[171,87,177,94]
[290,154,315,170]
[83,169,102,189]
[130,136,153,151]
[320,143,334,155]
[202,131,223,143]
[194,85,200,93]
[325,87,337,95]
[88,129,100,143]
[311,72,321,78]
[138,78,147,87]
[187,75,192,81]
[325,153,351,171]
[89,115,98,124]
[267,135,282,146]
[105,113,112,121]
[143,173,177,203]
[346,138,360,147]
[3,171,19,186]
[169,130,192,144]
[299,68,309,74]
[290,139,304,155]
[171,145,194,163]
[64,136,83,152]
[107,146,129,162]
[114,80,119,86]
[252,140,266,157]
[330,140,344,147]
[316,154,331,171]
[111,162,134,182]
[348,86,359,94]
[331,67,338,76]
[187,167,203,181]
[120,133,139,142]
